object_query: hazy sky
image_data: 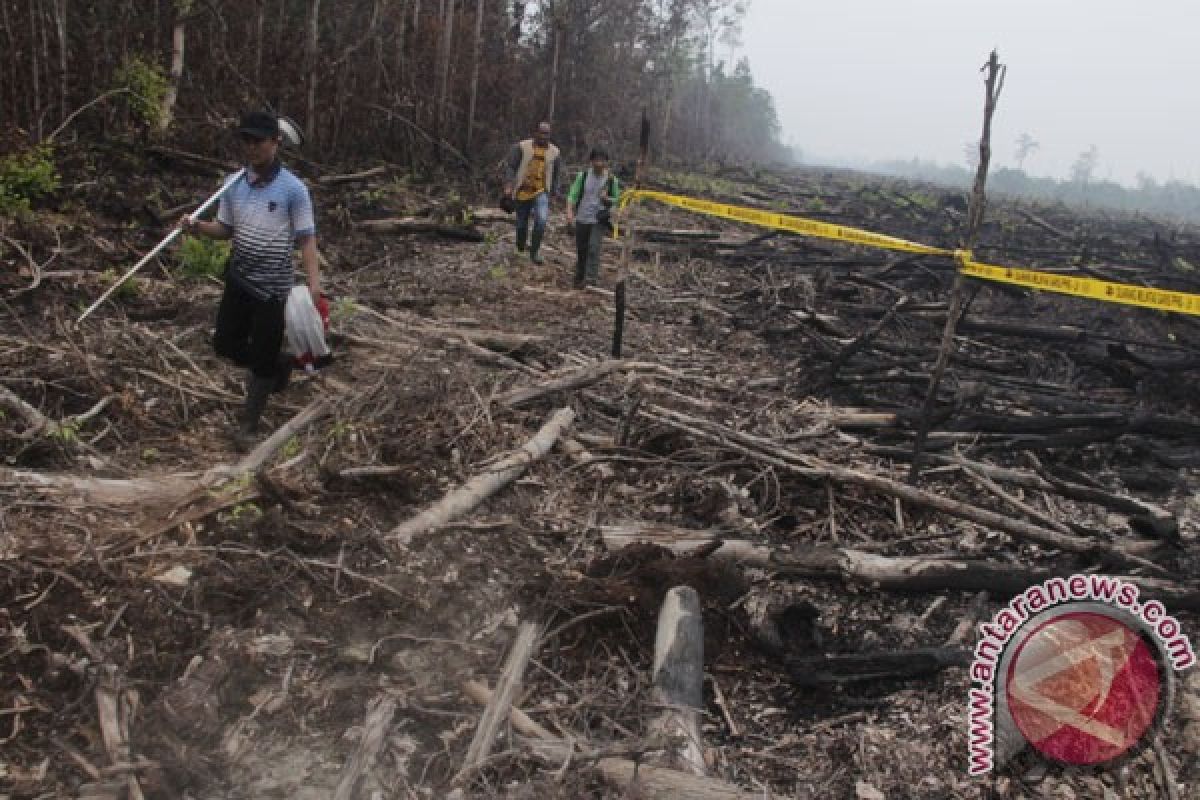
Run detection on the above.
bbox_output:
[740,0,1199,186]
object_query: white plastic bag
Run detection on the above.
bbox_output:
[284,286,331,370]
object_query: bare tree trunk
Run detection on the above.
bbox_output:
[0,2,13,128]
[49,0,67,125]
[547,22,561,121]
[909,50,1006,482]
[274,0,287,62]
[435,0,455,139]
[465,0,484,153]
[660,80,673,156]
[408,0,422,110]
[38,0,52,131]
[30,0,43,139]
[305,0,321,142]
[254,0,265,87]
[159,1,190,134]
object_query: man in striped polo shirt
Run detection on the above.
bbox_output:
[181,110,321,447]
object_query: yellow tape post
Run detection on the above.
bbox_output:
[617,188,1200,317]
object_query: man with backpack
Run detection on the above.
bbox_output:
[503,121,562,265]
[180,110,322,448]
[565,148,620,289]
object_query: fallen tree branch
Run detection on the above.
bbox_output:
[388,407,575,544]
[0,398,330,508]
[785,647,970,687]
[461,680,759,799]
[599,523,1200,608]
[332,694,397,800]
[352,303,544,353]
[453,622,541,787]
[316,165,390,186]
[497,360,663,408]
[356,218,484,241]
[868,447,1178,537]
[827,294,909,381]
[615,398,1166,573]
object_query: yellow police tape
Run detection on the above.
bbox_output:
[619,189,947,256]
[617,188,1200,317]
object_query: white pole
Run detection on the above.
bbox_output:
[76,168,246,325]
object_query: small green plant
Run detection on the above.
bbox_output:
[487,263,508,280]
[281,436,302,460]
[0,144,59,216]
[227,502,261,522]
[361,186,389,204]
[49,419,80,444]
[113,56,169,129]
[806,197,827,213]
[100,268,141,299]
[330,296,356,325]
[177,236,230,279]
[326,420,355,442]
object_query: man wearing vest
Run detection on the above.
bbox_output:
[503,121,562,265]
[180,110,322,449]
[565,148,620,289]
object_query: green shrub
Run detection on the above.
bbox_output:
[113,56,169,129]
[330,296,356,324]
[177,236,230,279]
[0,145,59,216]
[100,268,142,299]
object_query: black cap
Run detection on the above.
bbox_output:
[589,147,609,161]
[235,110,280,139]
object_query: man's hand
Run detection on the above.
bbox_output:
[178,214,197,235]
[566,210,575,226]
[503,185,514,198]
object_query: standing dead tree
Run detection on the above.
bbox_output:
[910,50,1006,482]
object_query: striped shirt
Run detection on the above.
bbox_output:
[217,164,315,299]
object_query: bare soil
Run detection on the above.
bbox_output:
[1,145,1198,799]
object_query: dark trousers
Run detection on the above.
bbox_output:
[213,279,286,379]
[574,222,605,285]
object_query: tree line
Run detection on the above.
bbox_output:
[0,0,788,170]
[873,157,1200,225]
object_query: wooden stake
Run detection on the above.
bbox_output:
[613,278,627,357]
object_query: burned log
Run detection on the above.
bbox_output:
[356,218,485,241]
[785,647,970,687]
[599,524,1200,609]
